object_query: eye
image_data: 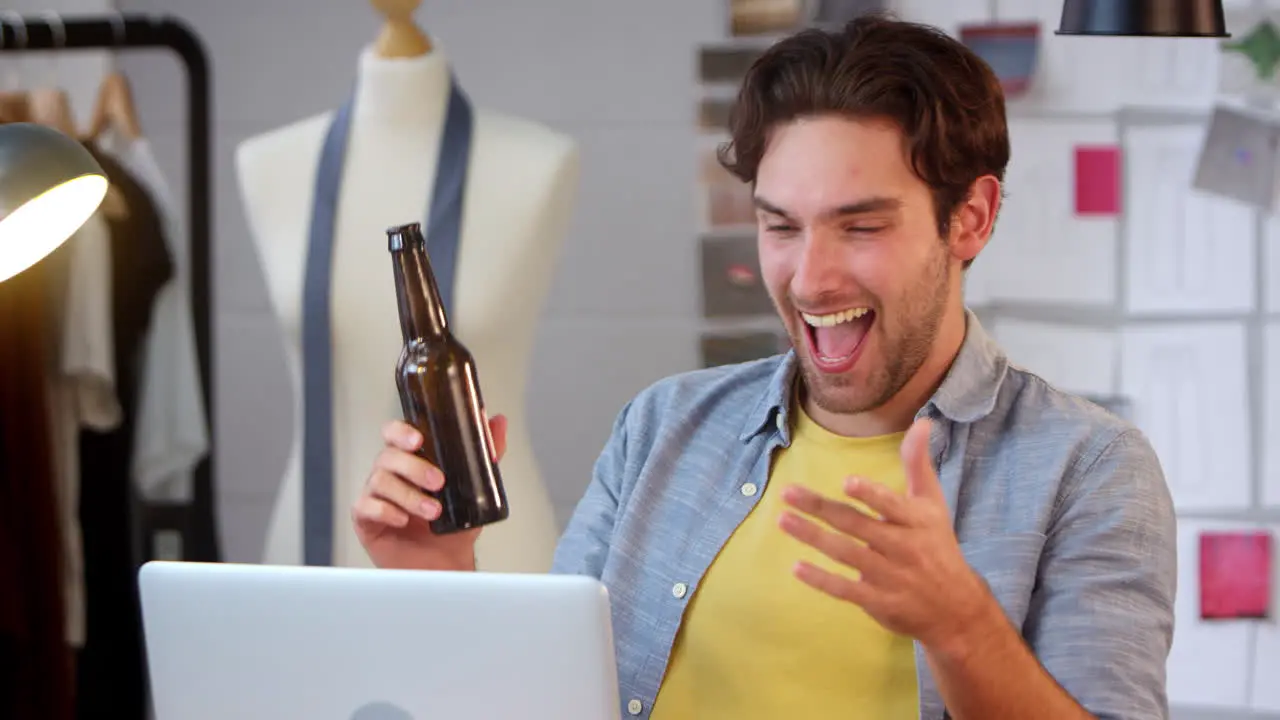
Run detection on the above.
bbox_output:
[757,212,797,234]
[847,225,886,234]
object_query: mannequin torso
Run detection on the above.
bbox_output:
[235,45,578,573]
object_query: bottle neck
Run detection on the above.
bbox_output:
[391,242,450,344]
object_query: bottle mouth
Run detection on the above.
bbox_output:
[387,221,426,252]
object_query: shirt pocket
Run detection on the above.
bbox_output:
[960,531,1048,627]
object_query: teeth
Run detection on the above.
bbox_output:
[801,307,870,327]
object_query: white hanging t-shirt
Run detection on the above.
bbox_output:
[99,132,210,502]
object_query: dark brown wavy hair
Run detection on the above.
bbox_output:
[718,13,1011,250]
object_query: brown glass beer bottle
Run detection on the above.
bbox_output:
[387,222,509,534]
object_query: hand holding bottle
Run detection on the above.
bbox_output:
[352,413,507,571]
[386,222,511,535]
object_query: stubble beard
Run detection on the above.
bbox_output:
[792,249,952,416]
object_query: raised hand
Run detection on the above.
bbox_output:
[777,417,995,652]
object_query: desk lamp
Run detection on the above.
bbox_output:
[1057,0,1229,37]
[0,122,109,283]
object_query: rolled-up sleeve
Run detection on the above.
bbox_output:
[1023,429,1178,720]
[549,399,634,579]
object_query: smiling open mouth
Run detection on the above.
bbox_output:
[801,307,874,374]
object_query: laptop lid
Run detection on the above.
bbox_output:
[138,561,620,720]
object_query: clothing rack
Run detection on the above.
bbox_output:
[0,13,219,563]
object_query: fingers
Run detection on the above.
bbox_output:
[386,416,509,463]
[792,561,877,607]
[901,418,944,502]
[365,468,441,522]
[778,510,894,580]
[841,476,912,525]
[375,446,443,493]
[357,435,445,528]
[781,485,888,547]
[488,413,508,461]
[382,420,423,452]
[351,495,410,529]
[364,413,506,531]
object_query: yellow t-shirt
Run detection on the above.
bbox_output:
[649,407,919,719]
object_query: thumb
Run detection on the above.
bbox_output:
[901,417,940,500]
[487,413,508,462]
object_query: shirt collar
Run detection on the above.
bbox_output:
[739,309,1008,443]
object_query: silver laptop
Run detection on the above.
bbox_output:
[138,561,621,719]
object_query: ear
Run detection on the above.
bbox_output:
[949,175,1001,265]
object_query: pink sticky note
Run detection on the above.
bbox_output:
[1075,146,1121,215]
[1200,531,1273,620]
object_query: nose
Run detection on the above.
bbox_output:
[790,230,849,305]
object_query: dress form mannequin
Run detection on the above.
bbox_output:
[234,1,578,573]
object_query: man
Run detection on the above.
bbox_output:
[352,14,1176,720]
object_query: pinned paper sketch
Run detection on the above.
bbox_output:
[1219,10,1280,99]
[698,46,764,84]
[1220,9,1280,102]
[959,22,1040,97]
[1192,105,1279,210]
[1125,125,1255,315]
[1074,145,1121,215]
[989,318,1117,397]
[700,236,774,318]
[1119,322,1252,511]
[1223,19,1280,80]
[698,98,734,133]
[810,0,886,25]
[704,182,753,229]
[1199,531,1273,620]
[729,0,805,36]
[700,148,754,231]
[1268,221,1280,315]
[701,331,790,368]
[1265,322,1280,509]
[1252,530,1280,711]
[985,120,1118,306]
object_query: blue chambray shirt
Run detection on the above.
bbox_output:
[550,312,1177,720]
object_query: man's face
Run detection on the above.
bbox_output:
[755,115,967,417]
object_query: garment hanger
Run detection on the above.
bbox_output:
[85,71,143,141]
[29,87,75,133]
[0,12,31,123]
[27,13,77,136]
[369,0,432,58]
[0,91,30,124]
[85,14,142,142]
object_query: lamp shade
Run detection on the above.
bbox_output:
[0,123,109,283]
[1057,0,1229,38]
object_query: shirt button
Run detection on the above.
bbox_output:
[672,582,688,599]
[627,698,643,715]
[740,482,758,497]
[775,413,786,431]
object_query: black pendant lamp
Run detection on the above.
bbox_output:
[1057,0,1229,38]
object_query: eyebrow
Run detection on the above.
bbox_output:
[753,195,903,220]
